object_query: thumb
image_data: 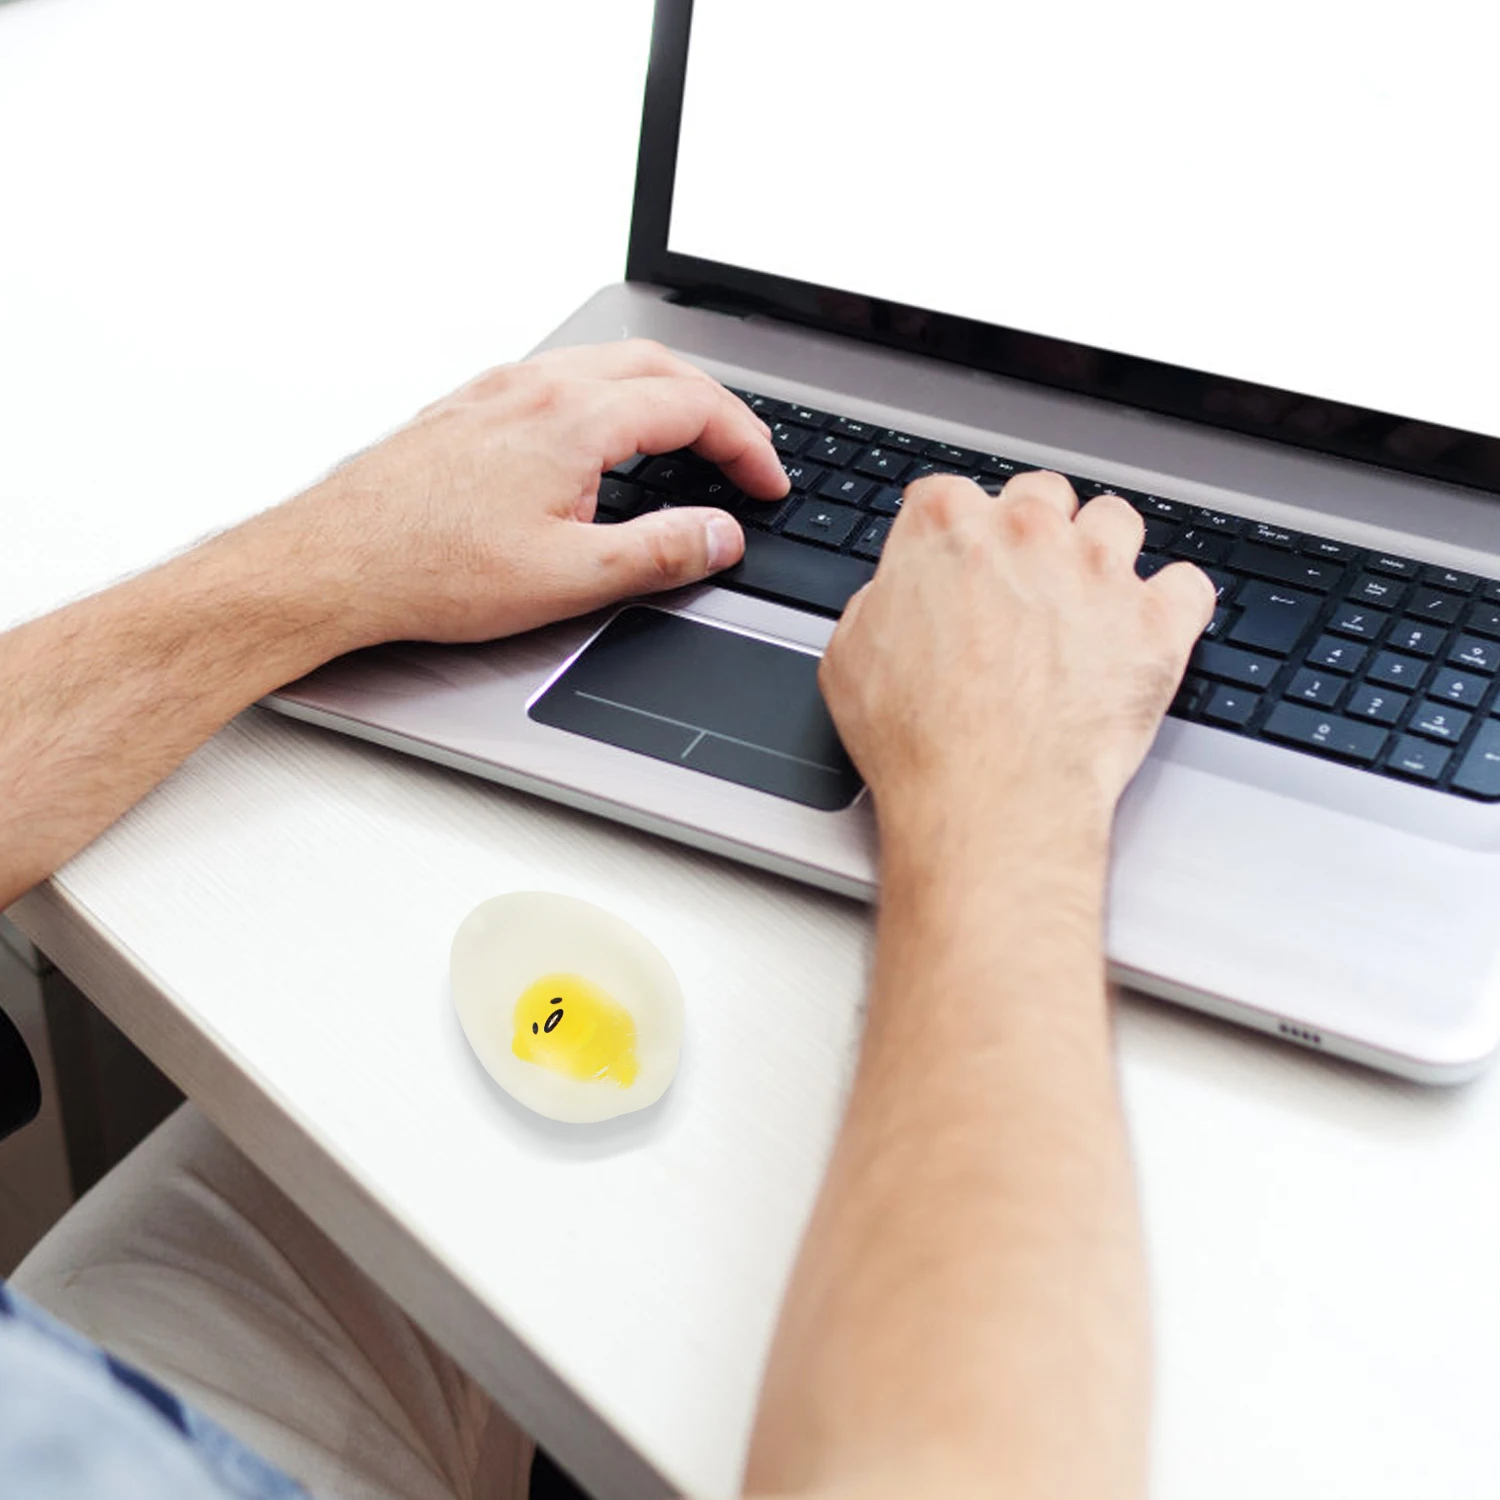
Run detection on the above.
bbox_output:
[577,506,744,607]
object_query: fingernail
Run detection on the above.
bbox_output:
[704,513,741,572]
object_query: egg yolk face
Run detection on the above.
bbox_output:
[511,972,639,1089]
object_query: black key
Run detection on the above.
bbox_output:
[1407,589,1465,626]
[1306,635,1368,674]
[1170,528,1232,566]
[1326,604,1385,640]
[830,415,880,441]
[1142,515,1179,550]
[907,459,968,484]
[1203,605,1232,639]
[1286,668,1344,708]
[1387,736,1450,784]
[1428,668,1489,708]
[1248,521,1299,549]
[782,403,832,428]
[1137,495,1185,521]
[1408,701,1472,743]
[1191,642,1282,688]
[1367,552,1420,579]
[979,454,1022,478]
[1262,703,1388,764]
[1483,581,1500,605]
[808,433,860,468]
[1171,674,1209,716]
[853,446,912,482]
[1348,574,1408,610]
[866,485,905,516]
[1346,683,1407,724]
[1193,508,1243,535]
[1204,568,1236,602]
[1366,651,1428,690]
[881,429,924,453]
[636,456,726,501]
[1451,720,1500,799]
[771,421,815,456]
[816,471,876,507]
[924,440,982,467]
[780,498,862,549]
[740,495,798,531]
[596,477,649,518]
[1420,565,1478,594]
[850,516,892,561]
[1201,683,1260,727]
[744,392,785,417]
[1227,580,1320,656]
[1385,618,1446,657]
[1301,535,1360,563]
[1449,635,1500,674]
[1228,540,1342,592]
[610,452,649,478]
[782,458,829,493]
[1136,552,1169,579]
[721,530,875,617]
[1464,602,1500,639]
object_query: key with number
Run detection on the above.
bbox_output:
[1305,635,1368,673]
[1262,704,1389,764]
[1346,683,1407,724]
[1449,635,1500,673]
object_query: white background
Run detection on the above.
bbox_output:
[672,0,1499,440]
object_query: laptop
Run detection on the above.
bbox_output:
[267,0,1500,1083]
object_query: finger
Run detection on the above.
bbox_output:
[1073,493,1146,563]
[588,375,789,498]
[1146,560,1218,650]
[998,469,1079,521]
[572,506,746,608]
[529,337,718,388]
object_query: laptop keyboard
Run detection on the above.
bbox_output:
[595,388,1500,803]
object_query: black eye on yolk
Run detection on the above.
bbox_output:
[532,1022,539,1034]
[544,1008,564,1034]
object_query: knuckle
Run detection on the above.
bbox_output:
[1005,491,1058,538]
[640,517,697,585]
[904,473,971,525]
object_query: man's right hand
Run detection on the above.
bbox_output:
[818,470,1215,850]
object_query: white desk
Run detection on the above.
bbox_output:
[4,3,1499,1496]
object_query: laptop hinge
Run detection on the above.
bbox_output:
[664,286,769,320]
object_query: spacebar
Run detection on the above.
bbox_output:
[717,531,875,617]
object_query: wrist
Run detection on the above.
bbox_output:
[873,770,1114,882]
[186,499,381,685]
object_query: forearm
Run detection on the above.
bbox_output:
[747,801,1148,1500]
[0,496,365,909]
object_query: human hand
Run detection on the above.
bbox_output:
[818,471,1214,852]
[267,340,788,648]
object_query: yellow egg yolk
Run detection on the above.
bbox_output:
[511,972,639,1089]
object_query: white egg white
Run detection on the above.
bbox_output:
[450,891,684,1123]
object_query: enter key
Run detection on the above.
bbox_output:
[1227,580,1321,657]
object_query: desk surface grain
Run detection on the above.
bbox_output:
[4,3,1500,1497]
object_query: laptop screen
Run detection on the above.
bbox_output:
[664,0,1497,454]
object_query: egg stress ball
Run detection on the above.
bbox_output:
[451,892,685,1123]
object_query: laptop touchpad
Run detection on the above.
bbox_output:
[529,607,863,812]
